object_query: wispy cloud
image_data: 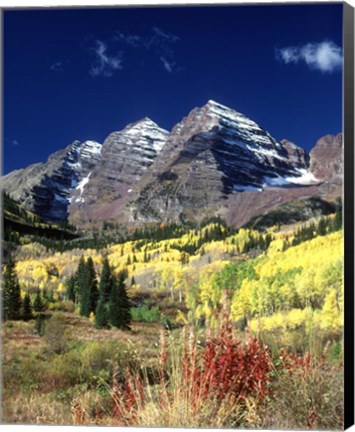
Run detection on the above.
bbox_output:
[160,57,175,73]
[89,40,123,77]
[50,61,63,72]
[114,31,142,47]
[276,41,343,73]
[113,27,181,73]
[12,139,19,146]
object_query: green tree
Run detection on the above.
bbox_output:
[95,257,114,328]
[66,275,77,303]
[33,289,45,312]
[95,299,109,329]
[108,271,131,330]
[317,217,327,236]
[80,257,98,317]
[2,254,22,321]
[22,292,33,321]
[75,256,87,303]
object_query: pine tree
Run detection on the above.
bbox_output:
[108,271,131,330]
[95,299,109,329]
[317,217,327,236]
[2,254,22,321]
[80,257,98,317]
[33,289,45,312]
[22,292,33,321]
[75,256,87,303]
[95,257,114,328]
[66,275,77,303]
[131,276,136,286]
[98,257,114,303]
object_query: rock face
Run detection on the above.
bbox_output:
[2,140,102,221]
[68,118,169,226]
[126,100,316,224]
[2,100,343,229]
[310,133,343,182]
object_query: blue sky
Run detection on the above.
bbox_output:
[3,3,343,174]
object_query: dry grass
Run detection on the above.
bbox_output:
[1,313,344,429]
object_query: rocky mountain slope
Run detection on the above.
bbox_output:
[126,100,321,225]
[2,100,342,229]
[2,140,102,221]
[68,118,168,227]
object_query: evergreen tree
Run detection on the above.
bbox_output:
[75,256,87,303]
[33,289,45,312]
[66,275,77,303]
[131,276,136,286]
[80,257,98,317]
[317,217,327,236]
[2,254,22,321]
[22,292,33,321]
[108,271,131,330]
[95,257,114,328]
[95,299,109,329]
[98,257,114,303]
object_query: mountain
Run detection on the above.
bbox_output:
[126,100,319,225]
[2,140,102,221]
[68,118,168,227]
[2,100,342,229]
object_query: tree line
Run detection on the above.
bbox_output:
[2,253,131,331]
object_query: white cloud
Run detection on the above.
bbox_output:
[113,27,180,73]
[12,140,19,146]
[89,40,123,77]
[152,26,179,44]
[160,56,175,73]
[50,61,63,72]
[276,41,343,73]
[114,31,142,47]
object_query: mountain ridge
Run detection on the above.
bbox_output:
[2,100,342,229]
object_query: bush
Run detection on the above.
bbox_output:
[44,313,70,354]
[48,301,75,313]
[86,319,273,427]
[130,305,160,323]
[261,350,344,430]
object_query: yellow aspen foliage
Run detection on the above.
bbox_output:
[320,289,343,331]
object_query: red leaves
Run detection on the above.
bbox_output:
[199,322,273,402]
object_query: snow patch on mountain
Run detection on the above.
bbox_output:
[75,172,92,203]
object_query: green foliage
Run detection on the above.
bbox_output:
[108,271,131,330]
[33,289,45,312]
[130,304,161,322]
[2,254,22,321]
[98,257,114,303]
[79,257,99,318]
[95,299,109,329]
[44,313,70,354]
[65,276,76,303]
[22,292,33,321]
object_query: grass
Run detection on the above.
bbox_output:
[1,311,344,429]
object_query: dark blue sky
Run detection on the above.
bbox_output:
[3,3,343,174]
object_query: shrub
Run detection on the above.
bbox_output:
[261,349,344,430]
[130,305,160,323]
[44,313,70,354]
[48,300,75,313]
[85,319,273,427]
